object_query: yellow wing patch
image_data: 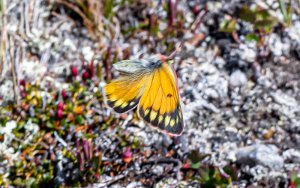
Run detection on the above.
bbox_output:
[137,63,184,135]
[105,73,150,113]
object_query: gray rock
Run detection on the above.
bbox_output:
[204,88,219,99]
[271,91,298,107]
[230,70,248,87]
[215,76,229,99]
[239,43,257,63]
[283,149,300,163]
[213,56,226,68]
[199,62,218,75]
[19,61,47,81]
[154,178,179,188]
[0,80,14,101]
[178,135,189,154]
[152,165,164,176]
[257,76,273,88]
[268,33,289,57]
[235,144,284,170]
[162,134,173,148]
[126,182,143,188]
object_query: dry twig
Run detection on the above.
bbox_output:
[8,35,18,104]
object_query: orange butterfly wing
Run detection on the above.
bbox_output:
[104,73,151,113]
[137,63,184,135]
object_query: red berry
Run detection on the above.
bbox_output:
[122,148,132,163]
[61,89,67,99]
[289,182,296,188]
[182,163,190,169]
[56,109,63,119]
[20,79,26,86]
[89,61,95,77]
[94,173,100,180]
[192,5,200,15]
[82,71,90,81]
[70,66,78,77]
[21,91,27,98]
[57,102,64,110]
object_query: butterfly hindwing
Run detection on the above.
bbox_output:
[137,63,184,135]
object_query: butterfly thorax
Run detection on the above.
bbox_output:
[143,56,163,69]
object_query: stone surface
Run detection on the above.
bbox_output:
[235,144,284,170]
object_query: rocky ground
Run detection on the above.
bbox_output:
[1,0,300,187]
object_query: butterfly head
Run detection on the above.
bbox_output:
[144,54,174,69]
[143,55,162,69]
[158,54,175,64]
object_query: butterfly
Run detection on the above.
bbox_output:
[104,54,184,136]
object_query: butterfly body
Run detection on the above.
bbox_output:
[104,55,184,136]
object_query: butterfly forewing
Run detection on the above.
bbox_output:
[104,69,151,113]
[137,63,184,135]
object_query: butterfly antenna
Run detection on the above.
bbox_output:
[167,42,183,60]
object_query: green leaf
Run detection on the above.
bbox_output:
[26,177,36,187]
[190,162,201,169]
[245,33,260,42]
[239,6,256,23]
[121,141,127,147]
[219,19,237,33]
[46,121,54,129]
[104,0,114,19]
[13,178,24,186]
[278,0,292,26]
[223,165,237,181]
[256,9,271,20]
[75,0,93,20]
[291,173,300,184]
[61,118,67,127]
[101,123,109,130]
[0,0,3,13]
[254,19,277,33]
[187,150,202,163]
[278,0,288,19]
[75,115,85,124]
